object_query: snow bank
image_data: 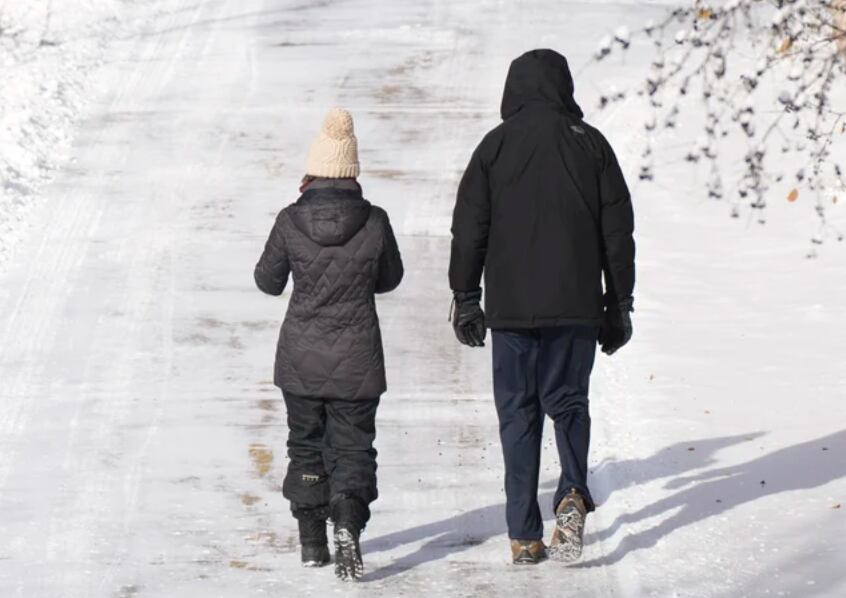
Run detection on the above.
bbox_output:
[0,0,151,264]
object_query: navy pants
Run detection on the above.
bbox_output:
[492,325,597,540]
[282,393,379,529]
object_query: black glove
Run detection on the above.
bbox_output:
[450,289,486,348]
[599,297,633,356]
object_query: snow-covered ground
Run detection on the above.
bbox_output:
[0,0,156,263]
[0,0,844,596]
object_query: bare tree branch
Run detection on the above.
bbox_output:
[593,0,846,256]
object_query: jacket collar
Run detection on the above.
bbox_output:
[299,179,364,204]
[305,178,361,192]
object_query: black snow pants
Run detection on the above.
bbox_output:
[491,325,598,541]
[282,393,380,530]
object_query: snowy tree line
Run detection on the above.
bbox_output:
[593,0,846,257]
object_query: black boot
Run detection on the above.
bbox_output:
[331,496,367,581]
[298,517,330,568]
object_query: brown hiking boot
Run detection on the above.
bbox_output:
[510,539,547,565]
[548,490,588,562]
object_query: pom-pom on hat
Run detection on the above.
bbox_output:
[305,108,360,178]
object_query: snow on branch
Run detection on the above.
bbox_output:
[592,0,846,257]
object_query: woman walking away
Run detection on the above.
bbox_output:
[254,108,404,581]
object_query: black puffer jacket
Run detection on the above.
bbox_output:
[449,49,635,328]
[255,179,403,400]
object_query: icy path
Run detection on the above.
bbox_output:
[1,1,845,596]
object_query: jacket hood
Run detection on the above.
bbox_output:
[290,187,371,247]
[500,49,584,120]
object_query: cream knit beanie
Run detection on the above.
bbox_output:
[305,108,360,178]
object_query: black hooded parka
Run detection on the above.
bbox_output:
[449,49,635,328]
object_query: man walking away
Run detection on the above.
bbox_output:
[449,49,635,565]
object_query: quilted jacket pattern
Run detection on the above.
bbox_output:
[255,181,403,400]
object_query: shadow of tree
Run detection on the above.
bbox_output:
[576,430,845,568]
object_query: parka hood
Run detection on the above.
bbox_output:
[500,49,584,120]
[290,187,371,247]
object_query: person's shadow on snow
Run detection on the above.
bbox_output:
[575,429,846,568]
[361,432,765,581]
[360,494,528,582]
[588,432,766,506]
